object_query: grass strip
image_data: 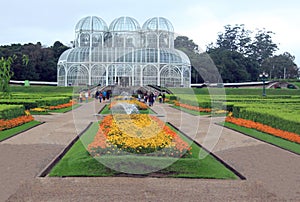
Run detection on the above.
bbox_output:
[49,122,238,179]
[171,105,210,116]
[0,121,41,142]
[223,122,300,155]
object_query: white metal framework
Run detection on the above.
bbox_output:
[57,16,191,87]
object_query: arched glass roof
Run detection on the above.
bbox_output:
[59,47,190,65]
[58,47,90,63]
[109,16,141,32]
[75,16,108,32]
[143,17,174,32]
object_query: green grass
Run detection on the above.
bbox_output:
[170,87,300,96]
[0,121,41,141]
[49,122,238,179]
[10,86,73,93]
[171,105,210,116]
[223,122,300,155]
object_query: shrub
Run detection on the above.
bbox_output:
[0,105,25,120]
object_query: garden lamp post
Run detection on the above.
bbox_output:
[259,72,269,97]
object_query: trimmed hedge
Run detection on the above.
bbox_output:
[0,105,25,120]
[0,100,38,110]
[35,97,70,107]
[232,104,300,135]
[0,97,71,110]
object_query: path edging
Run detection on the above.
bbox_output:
[168,122,247,180]
[37,122,93,177]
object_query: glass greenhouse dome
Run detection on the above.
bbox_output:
[57,16,191,87]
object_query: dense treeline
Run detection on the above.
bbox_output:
[0,24,299,83]
[0,41,69,81]
[175,24,299,83]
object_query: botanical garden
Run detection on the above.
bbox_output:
[0,14,300,201]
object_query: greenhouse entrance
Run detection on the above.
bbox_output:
[116,76,131,87]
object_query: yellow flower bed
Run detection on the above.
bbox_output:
[109,99,148,110]
[88,114,191,157]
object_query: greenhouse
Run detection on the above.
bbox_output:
[57,16,191,87]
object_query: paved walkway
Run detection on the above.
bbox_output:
[0,100,299,201]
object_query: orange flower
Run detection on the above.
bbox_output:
[0,115,34,131]
[49,100,76,110]
[226,116,300,144]
[174,102,211,113]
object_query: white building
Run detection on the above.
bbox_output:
[57,16,191,87]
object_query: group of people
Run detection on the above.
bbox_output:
[79,91,90,103]
[139,91,165,107]
[95,90,110,103]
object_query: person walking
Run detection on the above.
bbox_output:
[79,92,83,103]
[103,91,107,102]
[162,93,166,103]
[149,92,154,106]
[85,91,89,103]
[158,93,163,103]
[99,92,103,103]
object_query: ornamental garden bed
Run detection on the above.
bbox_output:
[0,120,42,142]
[47,114,240,179]
[30,101,79,115]
[0,104,41,141]
[222,118,300,155]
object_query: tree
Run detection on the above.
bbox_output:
[249,29,278,66]
[261,52,299,79]
[0,56,15,98]
[175,36,222,83]
[0,41,70,82]
[214,24,252,55]
[207,24,280,82]
[208,48,251,82]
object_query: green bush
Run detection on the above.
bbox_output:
[232,104,300,134]
[0,99,38,110]
[0,105,25,120]
[36,97,70,107]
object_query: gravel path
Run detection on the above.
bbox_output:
[1,101,299,201]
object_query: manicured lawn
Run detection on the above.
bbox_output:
[49,122,238,179]
[223,122,300,155]
[0,121,41,142]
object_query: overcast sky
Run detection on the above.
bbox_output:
[1,0,300,65]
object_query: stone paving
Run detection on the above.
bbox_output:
[0,100,299,201]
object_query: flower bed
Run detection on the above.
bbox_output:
[174,101,212,113]
[30,100,76,113]
[109,99,148,110]
[225,116,300,144]
[88,114,191,157]
[0,114,34,131]
[48,100,76,110]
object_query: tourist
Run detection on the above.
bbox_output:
[149,92,154,106]
[79,92,83,103]
[144,93,148,103]
[85,91,89,103]
[162,93,166,103]
[95,90,100,100]
[158,93,163,103]
[106,91,110,100]
[103,91,107,101]
[99,92,103,103]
